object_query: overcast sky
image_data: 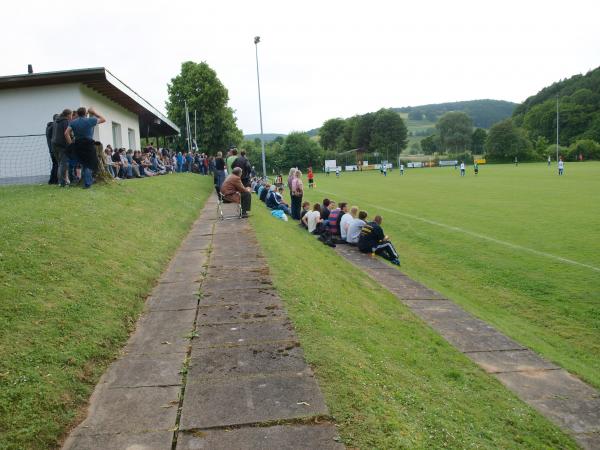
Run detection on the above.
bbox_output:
[2,0,599,134]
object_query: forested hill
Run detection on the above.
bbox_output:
[394,99,518,128]
[512,66,600,145]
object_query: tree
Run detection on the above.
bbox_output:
[408,110,423,120]
[471,128,487,154]
[436,112,473,152]
[567,139,600,161]
[421,134,440,155]
[370,109,408,157]
[484,119,533,162]
[351,113,375,150]
[281,132,323,169]
[166,61,242,153]
[319,118,346,151]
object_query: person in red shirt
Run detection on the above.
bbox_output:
[307,167,315,189]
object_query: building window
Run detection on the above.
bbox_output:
[128,128,136,150]
[112,122,122,149]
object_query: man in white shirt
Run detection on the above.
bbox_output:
[400,163,404,175]
[302,204,322,233]
[346,211,368,245]
[340,206,358,241]
[460,161,465,177]
[558,158,564,175]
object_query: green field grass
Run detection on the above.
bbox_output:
[302,162,600,390]
[0,175,212,449]
[250,201,576,449]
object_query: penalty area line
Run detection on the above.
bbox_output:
[316,188,600,273]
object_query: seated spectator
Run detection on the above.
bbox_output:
[340,205,358,241]
[221,167,252,217]
[299,201,311,228]
[259,183,271,202]
[126,150,142,178]
[302,203,322,234]
[272,187,291,215]
[265,185,278,208]
[325,201,341,236]
[357,215,400,265]
[321,198,331,220]
[346,211,367,245]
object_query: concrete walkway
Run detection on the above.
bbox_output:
[334,245,600,450]
[63,195,342,450]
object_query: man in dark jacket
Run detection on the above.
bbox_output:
[51,109,72,186]
[46,114,59,184]
[231,150,252,187]
[357,215,400,265]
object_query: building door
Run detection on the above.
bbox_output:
[112,122,122,149]
[128,128,136,150]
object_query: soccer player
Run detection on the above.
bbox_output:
[460,161,465,177]
[400,163,404,175]
[307,167,315,188]
[558,157,564,175]
[382,164,387,176]
[335,166,341,177]
[548,155,551,166]
[474,162,479,175]
[357,215,400,265]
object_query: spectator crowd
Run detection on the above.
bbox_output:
[45,108,227,188]
[241,169,401,266]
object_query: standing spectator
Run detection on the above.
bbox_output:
[65,107,106,189]
[287,167,296,193]
[51,109,72,187]
[221,167,252,217]
[232,150,252,187]
[46,114,59,184]
[290,169,304,220]
[214,151,227,189]
[176,152,184,172]
[226,148,238,174]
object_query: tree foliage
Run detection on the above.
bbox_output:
[566,139,600,161]
[513,66,600,146]
[370,109,408,155]
[436,112,473,152]
[421,134,440,155]
[319,118,346,151]
[471,128,487,154]
[166,61,242,153]
[484,119,533,162]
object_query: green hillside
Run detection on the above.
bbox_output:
[513,66,600,145]
[394,99,518,129]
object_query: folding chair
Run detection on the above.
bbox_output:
[217,192,243,220]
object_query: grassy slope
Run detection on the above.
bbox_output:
[251,206,575,449]
[0,175,212,450]
[303,162,600,389]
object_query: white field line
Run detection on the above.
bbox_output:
[316,188,600,273]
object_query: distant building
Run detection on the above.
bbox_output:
[0,67,179,184]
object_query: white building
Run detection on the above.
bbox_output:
[0,67,179,184]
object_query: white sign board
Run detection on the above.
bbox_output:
[325,160,337,169]
[345,165,358,171]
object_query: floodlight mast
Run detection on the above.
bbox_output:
[556,95,559,164]
[254,36,267,178]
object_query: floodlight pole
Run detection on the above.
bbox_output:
[194,110,197,148]
[254,36,267,177]
[556,95,559,164]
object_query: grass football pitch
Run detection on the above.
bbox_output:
[302,162,600,390]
